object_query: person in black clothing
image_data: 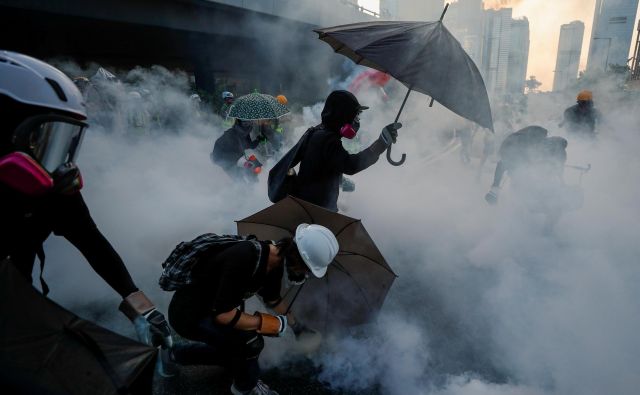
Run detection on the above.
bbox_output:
[484,125,571,229]
[211,119,263,181]
[270,90,400,211]
[167,224,338,395]
[561,90,600,139]
[0,51,171,354]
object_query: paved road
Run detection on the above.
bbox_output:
[153,358,379,395]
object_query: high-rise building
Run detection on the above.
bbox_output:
[553,21,585,92]
[380,0,444,20]
[482,8,513,96]
[586,0,640,72]
[507,17,530,95]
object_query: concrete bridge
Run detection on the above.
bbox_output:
[0,0,377,102]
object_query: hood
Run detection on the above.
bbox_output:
[320,90,367,133]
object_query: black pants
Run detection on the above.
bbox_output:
[170,314,263,391]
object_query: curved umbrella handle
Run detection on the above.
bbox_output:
[386,145,406,166]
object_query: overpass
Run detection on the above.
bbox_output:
[0,0,377,102]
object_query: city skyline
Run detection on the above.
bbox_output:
[361,0,640,91]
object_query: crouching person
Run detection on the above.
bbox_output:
[162,224,338,395]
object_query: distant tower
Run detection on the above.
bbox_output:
[586,0,640,72]
[507,17,530,95]
[632,19,640,79]
[483,8,513,96]
[553,21,585,91]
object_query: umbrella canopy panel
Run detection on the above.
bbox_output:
[228,92,290,121]
[315,21,493,131]
[237,196,396,332]
[0,259,156,395]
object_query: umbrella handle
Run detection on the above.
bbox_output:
[386,145,406,166]
[387,87,412,167]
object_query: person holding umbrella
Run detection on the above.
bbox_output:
[269,90,401,211]
[211,93,290,182]
[164,224,339,395]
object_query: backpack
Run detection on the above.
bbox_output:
[267,127,315,203]
[159,233,260,291]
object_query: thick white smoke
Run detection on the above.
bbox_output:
[34,58,640,395]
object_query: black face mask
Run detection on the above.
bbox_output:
[285,257,307,285]
[352,118,361,132]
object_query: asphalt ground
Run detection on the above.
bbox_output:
[153,358,380,395]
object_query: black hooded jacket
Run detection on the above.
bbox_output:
[211,121,260,174]
[290,91,387,211]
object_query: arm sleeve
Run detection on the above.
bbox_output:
[211,242,259,314]
[52,193,138,298]
[257,265,283,303]
[323,137,387,176]
[492,160,507,188]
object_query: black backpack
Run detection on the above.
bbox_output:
[267,127,315,202]
[159,233,260,291]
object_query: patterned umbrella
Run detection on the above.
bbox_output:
[227,92,290,121]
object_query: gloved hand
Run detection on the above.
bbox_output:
[379,122,402,146]
[290,321,317,339]
[120,291,174,349]
[255,312,287,337]
[485,186,500,205]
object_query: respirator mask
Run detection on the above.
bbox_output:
[0,114,87,196]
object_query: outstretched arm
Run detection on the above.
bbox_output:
[52,193,137,297]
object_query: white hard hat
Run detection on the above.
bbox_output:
[0,50,87,119]
[222,91,234,99]
[294,223,339,278]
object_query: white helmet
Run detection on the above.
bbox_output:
[222,91,234,100]
[0,50,86,119]
[294,223,339,278]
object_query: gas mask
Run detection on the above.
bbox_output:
[339,113,361,139]
[0,114,87,196]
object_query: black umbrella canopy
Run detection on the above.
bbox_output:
[315,20,493,131]
[236,196,396,333]
[0,259,156,395]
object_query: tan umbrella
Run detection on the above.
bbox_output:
[236,196,396,333]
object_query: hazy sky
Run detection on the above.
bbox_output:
[360,0,640,91]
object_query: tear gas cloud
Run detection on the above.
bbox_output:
[37,0,640,380]
[35,55,640,395]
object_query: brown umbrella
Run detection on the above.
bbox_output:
[236,196,396,333]
[0,259,157,395]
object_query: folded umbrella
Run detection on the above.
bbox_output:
[236,196,396,333]
[315,4,493,166]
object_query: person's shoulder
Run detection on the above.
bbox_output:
[218,240,262,268]
[565,104,579,114]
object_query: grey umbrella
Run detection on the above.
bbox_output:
[315,5,493,166]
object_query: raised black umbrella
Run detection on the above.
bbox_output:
[315,4,493,166]
[236,196,396,333]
